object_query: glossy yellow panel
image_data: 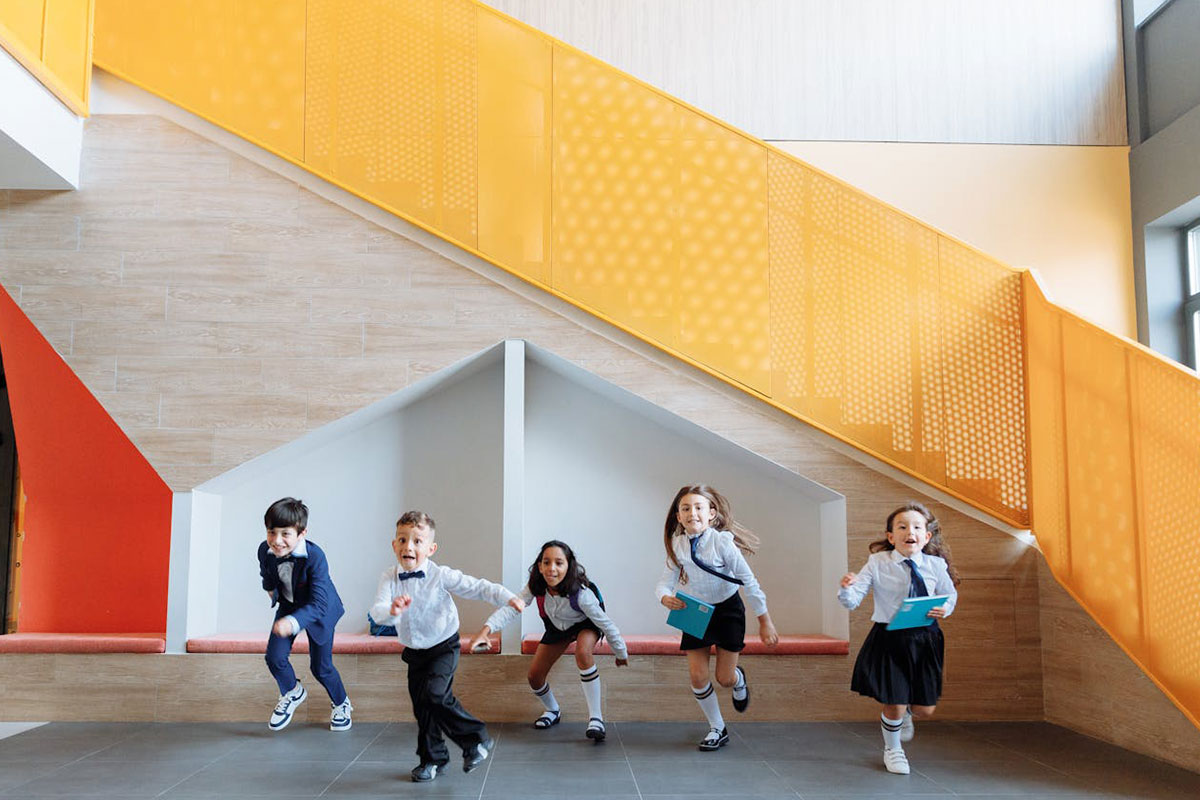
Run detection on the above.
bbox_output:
[1060,319,1143,654]
[42,0,90,103]
[551,48,679,349]
[1133,356,1200,710]
[675,112,770,392]
[1,0,46,59]
[477,7,551,285]
[937,237,1028,524]
[1022,274,1070,577]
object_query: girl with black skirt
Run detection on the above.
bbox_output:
[469,540,627,741]
[656,484,778,751]
[838,502,961,776]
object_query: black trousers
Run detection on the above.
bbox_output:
[402,632,489,765]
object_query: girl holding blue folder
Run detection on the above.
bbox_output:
[838,502,961,776]
[656,484,778,751]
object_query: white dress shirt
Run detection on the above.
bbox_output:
[276,539,308,636]
[654,527,769,617]
[837,549,958,624]
[485,585,629,660]
[369,560,516,650]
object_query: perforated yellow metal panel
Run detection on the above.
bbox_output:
[227,0,305,161]
[42,0,91,105]
[305,0,478,247]
[477,7,551,285]
[1060,319,1144,654]
[551,48,680,351]
[1022,274,1070,577]
[1133,356,1200,712]
[937,238,1028,524]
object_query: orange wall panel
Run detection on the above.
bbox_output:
[0,287,171,634]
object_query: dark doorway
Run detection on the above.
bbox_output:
[0,350,17,630]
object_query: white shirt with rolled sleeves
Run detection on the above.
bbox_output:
[654,527,769,617]
[369,560,517,650]
[837,549,958,624]
[484,585,629,661]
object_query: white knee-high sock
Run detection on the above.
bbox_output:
[579,666,602,719]
[732,666,747,702]
[693,682,725,730]
[881,713,904,749]
[532,681,559,712]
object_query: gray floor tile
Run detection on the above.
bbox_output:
[161,760,348,797]
[914,758,1112,796]
[733,722,881,761]
[481,758,637,797]
[213,723,385,762]
[0,762,66,793]
[0,724,148,765]
[771,756,953,796]
[8,759,206,797]
[632,758,791,795]
[322,760,484,797]
[1040,755,1200,799]
[491,721,625,761]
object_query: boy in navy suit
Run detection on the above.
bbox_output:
[259,497,353,732]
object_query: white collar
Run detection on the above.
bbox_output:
[280,539,308,559]
[686,526,717,540]
[888,548,926,565]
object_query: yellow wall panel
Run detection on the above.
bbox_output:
[42,0,90,104]
[1,0,45,58]
[227,0,305,161]
[477,7,551,285]
[1060,319,1143,655]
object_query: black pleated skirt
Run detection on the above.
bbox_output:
[679,592,746,652]
[540,617,603,646]
[850,621,944,706]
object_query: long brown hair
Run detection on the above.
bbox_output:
[869,501,961,586]
[663,484,759,584]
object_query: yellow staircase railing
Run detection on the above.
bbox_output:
[90,0,1200,728]
[0,0,94,115]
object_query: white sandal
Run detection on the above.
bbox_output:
[533,709,561,729]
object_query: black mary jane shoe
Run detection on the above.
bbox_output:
[585,717,607,742]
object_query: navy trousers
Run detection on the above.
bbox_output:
[265,627,348,705]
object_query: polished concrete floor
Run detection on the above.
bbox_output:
[1,719,1198,798]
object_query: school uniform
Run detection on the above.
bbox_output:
[369,560,516,767]
[257,539,348,704]
[486,584,628,659]
[654,527,768,651]
[837,549,957,706]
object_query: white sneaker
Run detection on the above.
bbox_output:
[883,746,910,775]
[899,710,914,742]
[269,682,307,731]
[330,698,353,731]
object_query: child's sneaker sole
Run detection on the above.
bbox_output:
[268,684,307,731]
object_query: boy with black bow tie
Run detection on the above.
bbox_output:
[257,497,352,732]
[369,510,523,782]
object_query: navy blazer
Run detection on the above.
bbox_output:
[258,539,345,645]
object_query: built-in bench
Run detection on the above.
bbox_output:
[0,633,166,653]
[520,633,849,655]
[186,632,500,654]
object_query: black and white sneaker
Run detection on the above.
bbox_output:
[585,717,606,742]
[732,666,750,713]
[411,762,441,782]
[698,726,729,751]
[463,737,493,772]
[268,682,306,731]
[330,698,353,731]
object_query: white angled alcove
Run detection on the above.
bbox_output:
[166,340,847,654]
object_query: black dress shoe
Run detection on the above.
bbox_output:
[411,762,442,782]
[732,666,750,713]
[463,737,493,772]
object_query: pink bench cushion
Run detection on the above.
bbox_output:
[0,633,166,653]
[520,633,849,656]
[186,632,499,654]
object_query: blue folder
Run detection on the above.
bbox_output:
[886,594,950,630]
[666,591,716,639]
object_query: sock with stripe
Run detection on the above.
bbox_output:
[881,713,904,750]
[532,681,559,713]
[693,682,725,731]
[579,666,602,719]
[731,666,747,702]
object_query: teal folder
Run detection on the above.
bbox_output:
[886,594,950,630]
[666,591,716,638]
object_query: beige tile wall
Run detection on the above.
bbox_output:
[0,115,1047,726]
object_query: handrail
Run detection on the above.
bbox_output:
[0,0,94,116]
[89,0,1200,727]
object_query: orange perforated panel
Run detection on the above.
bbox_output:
[937,238,1028,523]
[1060,319,1144,654]
[1133,356,1200,712]
[1022,274,1070,577]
